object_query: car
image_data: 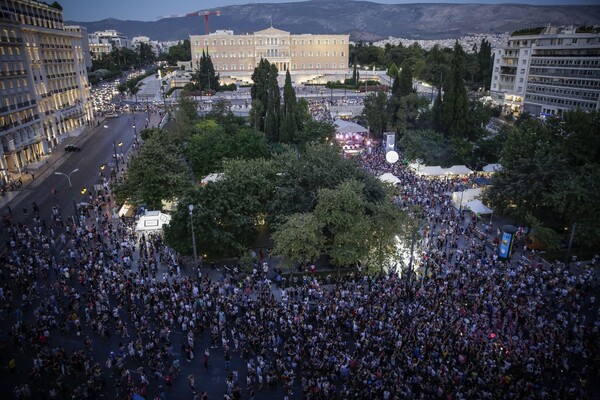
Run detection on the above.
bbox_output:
[65,144,80,152]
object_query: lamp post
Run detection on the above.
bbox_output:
[54,168,79,225]
[189,204,198,271]
[113,141,123,172]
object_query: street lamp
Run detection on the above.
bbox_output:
[113,141,123,171]
[54,168,79,225]
[188,204,198,271]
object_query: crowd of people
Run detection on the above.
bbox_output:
[0,146,598,400]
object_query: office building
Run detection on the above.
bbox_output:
[190,27,349,85]
[491,25,600,118]
[0,0,93,179]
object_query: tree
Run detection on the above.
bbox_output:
[272,213,324,267]
[186,119,269,177]
[314,180,372,267]
[397,64,415,98]
[264,63,280,142]
[193,50,219,92]
[280,70,298,143]
[362,91,388,138]
[441,42,468,138]
[137,42,156,67]
[173,96,199,139]
[477,39,493,90]
[250,59,271,132]
[398,129,449,166]
[163,40,191,65]
[113,130,188,209]
[294,120,335,149]
[387,62,399,79]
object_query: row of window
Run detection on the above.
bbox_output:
[214,63,342,71]
[530,58,600,67]
[195,38,345,46]
[527,85,599,100]
[198,51,345,59]
[527,94,595,109]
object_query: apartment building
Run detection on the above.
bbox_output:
[491,25,600,118]
[190,27,349,85]
[0,0,93,179]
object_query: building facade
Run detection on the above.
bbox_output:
[190,27,349,85]
[0,0,93,179]
[491,25,600,118]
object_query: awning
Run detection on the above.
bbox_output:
[464,199,493,215]
[379,172,401,185]
[483,163,502,173]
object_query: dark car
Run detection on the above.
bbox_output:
[65,144,80,152]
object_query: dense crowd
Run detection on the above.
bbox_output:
[0,148,598,400]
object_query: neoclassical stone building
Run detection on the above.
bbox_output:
[190,27,350,85]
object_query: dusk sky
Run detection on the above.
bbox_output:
[60,0,600,22]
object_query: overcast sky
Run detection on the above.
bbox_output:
[60,0,599,22]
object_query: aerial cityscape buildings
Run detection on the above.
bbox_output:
[491,25,600,118]
[0,0,92,182]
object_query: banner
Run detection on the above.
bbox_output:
[498,231,513,260]
[384,132,395,151]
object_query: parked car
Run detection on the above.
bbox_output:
[65,144,80,152]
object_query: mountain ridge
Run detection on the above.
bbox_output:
[67,1,600,42]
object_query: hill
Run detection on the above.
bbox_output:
[68,1,600,42]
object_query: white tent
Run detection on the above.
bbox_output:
[464,199,493,215]
[443,165,473,175]
[418,166,446,176]
[135,211,171,232]
[452,188,483,209]
[483,163,502,173]
[334,119,367,133]
[379,172,401,185]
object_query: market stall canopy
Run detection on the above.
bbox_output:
[379,172,401,185]
[444,165,473,175]
[483,163,502,173]
[135,211,171,232]
[464,199,493,215]
[334,119,367,133]
[418,166,446,176]
[452,188,483,209]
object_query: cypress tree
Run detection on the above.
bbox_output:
[441,42,468,138]
[251,59,270,132]
[398,64,415,98]
[280,70,298,143]
[264,63,280,142]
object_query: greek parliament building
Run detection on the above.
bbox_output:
[0,0,93,181]
[491,25,600,118]
[190,27,350,85]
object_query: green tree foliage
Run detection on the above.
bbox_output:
[173,96,199,139]
[314,180,372,267]
[350,42,385,68]
[280,70,298,143]
[137,42,156,67]
[264,63,281,142]
[162,40,191,65]
[419,45,450,89]
[250,59,272,133]
[441,42,468,138]
[192,50,219,92]
[362,91,389,138]
[398,64,415,98]
[399,129,449,166]
[113,130,188,209]
[477,39,493,89]
[186,119,269,177]
[387,62,399,79]
[486,111,600,247]
[272,213,324,266]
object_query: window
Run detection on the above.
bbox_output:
[195,40,199,46]
[316,63,320,68]
[212,40,216,46]
[204,39,208,45]
[240,64,244,70]
[231,64,236,70]
[333,39,337,45]
[248,39,252,45]
[221,40,226,46]
[341,51,344,57]
[341,40,345,44]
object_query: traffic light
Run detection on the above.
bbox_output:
[80,188,87,195]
